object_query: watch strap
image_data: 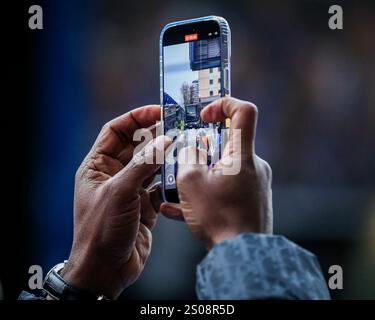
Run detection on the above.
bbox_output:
[43,262,105,300]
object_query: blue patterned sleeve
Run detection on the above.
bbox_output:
[196,233,330,300]
[18,290,46,300]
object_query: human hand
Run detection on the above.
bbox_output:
[61,105,170,299]
[161,97,273,248]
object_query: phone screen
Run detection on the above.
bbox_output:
[162,19,229,202]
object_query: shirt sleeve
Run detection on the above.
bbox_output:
[196,233,331,300]
[18,290,46,300]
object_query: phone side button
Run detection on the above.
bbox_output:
[223,66,229,93]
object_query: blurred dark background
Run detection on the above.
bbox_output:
[2,0,374,300]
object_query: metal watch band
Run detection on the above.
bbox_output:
[42,261,107,300]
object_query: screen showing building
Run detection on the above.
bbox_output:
[163,36,223,190]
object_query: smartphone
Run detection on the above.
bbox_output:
[160,16,231,203]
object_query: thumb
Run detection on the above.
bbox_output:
[176,146,208,192]
[112,135,172,191]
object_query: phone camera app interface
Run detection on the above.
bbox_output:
[163,34,223,190]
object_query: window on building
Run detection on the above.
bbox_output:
[210,90,213,96]
[209,79,213,85]
[190,38,220,71]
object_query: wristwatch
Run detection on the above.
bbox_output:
[42,260,109,300]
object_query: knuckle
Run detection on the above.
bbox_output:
[259,158,272,180]
[93,153,106,166]
[263,160,272,177]
[101,120,112,133]
[221,96,232,105]
[241,101,258,118]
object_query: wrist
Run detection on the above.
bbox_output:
[60,257,124,300]
[210,226,263,248]
[42,261,108,300]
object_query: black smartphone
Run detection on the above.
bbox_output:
[160,16,231,203]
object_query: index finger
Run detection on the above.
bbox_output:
[200,97,258,157]
[91,105,161,161]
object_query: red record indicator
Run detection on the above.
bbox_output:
[185,33,198,41]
